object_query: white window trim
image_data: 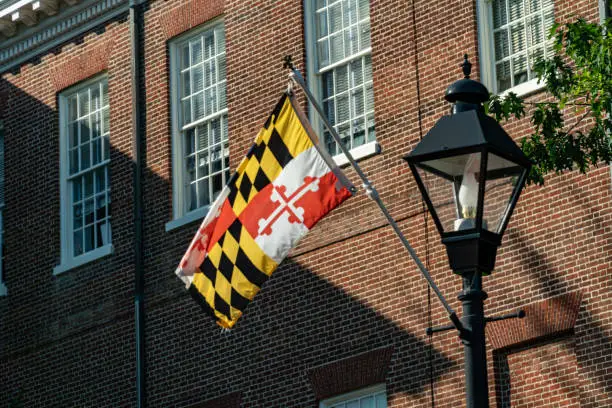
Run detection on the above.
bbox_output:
[168,19,227,228]
[53,244,113,275]
[165,205,208,231]
[303,0,381,164]
[54,75,113,275]
[476,0,546,97]
[319,384,387,408]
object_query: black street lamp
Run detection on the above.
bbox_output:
[404,55,531,408]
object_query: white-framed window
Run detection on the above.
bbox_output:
[477,0,554,96]
[320,384,387,408]
[305,0,379,165]
[167,20,229,231]
[54,76,112,275]
[0,120,5,295]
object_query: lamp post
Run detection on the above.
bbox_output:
[404,55,531,408]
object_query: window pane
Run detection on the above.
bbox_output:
[336,67,348,93]
[217,54,226,82]
[345,26,359,56]
[337,94,349,123]
[359,20,371,50]
[78,90,89,117]
[216,28,225,53]
[204,32,215,60]
[68,95,78,121]
[330,33,344,63]
[182,99,192,125]
[73,229,83,256]
[343,0,356,25]
[84,225,94,252]
[95,167,106,193]
[494,30,510,60]
[96,194,107,221]
[317,10,328,38]
[329,2,343,33]
[358,0,369,19]
[509,0,523,21]
[73,204,82,229]
[218,82,227,110]
[192,66,204,94]
[193,92,205,120]
[510,22,526,54]
[181,71,191,97]
[191,39,202,64]
[512,53,528,85]
[69,148,79,175]
[101,107,109,135]
[496,60,512,91]
[80,143,90,170]
[198,179,210,207]
[181,43,190,68]
[92,138,101,165]
[68,122,78,149]
[91,85,101,112]
[318,40,330,67]
[80,119,90,143]
[72,179,82,202]
[84,198,94,225]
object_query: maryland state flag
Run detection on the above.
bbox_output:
[176,93,354,328]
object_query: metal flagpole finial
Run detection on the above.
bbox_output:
[461,54,472,78]
[283,55,295,70]
[284,55,297,95]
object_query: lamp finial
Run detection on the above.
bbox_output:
[461,54,472,79]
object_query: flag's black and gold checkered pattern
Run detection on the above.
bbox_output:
[226,96,315,216]
[190,218,276,325]
[187,93,317,328]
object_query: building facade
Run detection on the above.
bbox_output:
[0,0,610,407]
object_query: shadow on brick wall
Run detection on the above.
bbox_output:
[149,258,455,407]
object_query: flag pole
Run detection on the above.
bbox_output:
[284,58,463,333]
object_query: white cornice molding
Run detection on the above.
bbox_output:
[0,0,127,74]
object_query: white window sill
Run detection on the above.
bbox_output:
[498,78,545,99]
[53,244,114,275]
[165,206,209,232]
[332,141,381,167]
[0,282,6,296]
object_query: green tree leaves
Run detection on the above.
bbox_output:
[485,17,612,185]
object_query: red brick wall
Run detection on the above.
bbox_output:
[494,337,581,408]
[0,0,610,407]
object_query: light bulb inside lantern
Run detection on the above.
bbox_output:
[458,170,478,219]
[455,155,480,231]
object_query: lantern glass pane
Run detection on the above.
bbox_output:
[482,153,525,233]
[415,152,482,233]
